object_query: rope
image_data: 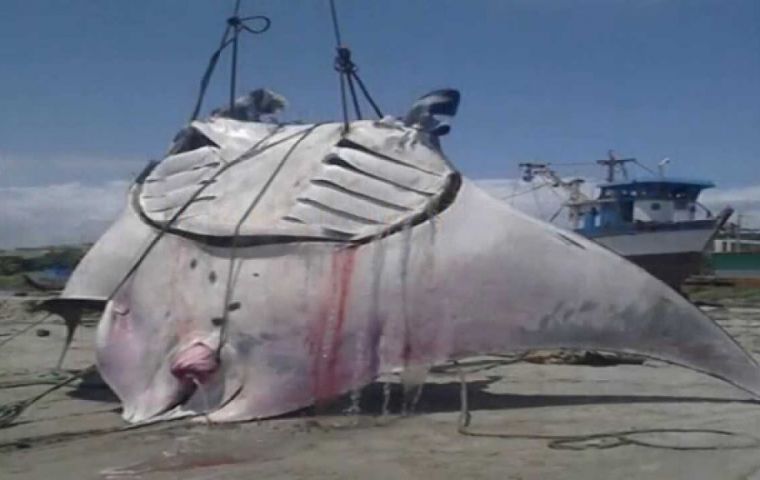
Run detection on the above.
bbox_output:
[190,25,233,122]
[456,368,760,451]
[633,159,657,175]
[2,123,307,426]
[2,0,309,432]
[338,67,350,133]
[0,370,79,389]
[229,1,241,111]
[0,314,50,349]
[0,415,197,451]
[61,125,305,431]
[5,0,371,432]
[431,354,529,376]
[545,185,566,222]
[0,365,96,429]
[217,124,322,356]
[497,182,546,200]
[548,204,565,222]
[328,0,383,132]
[328,0,343,46]
[460,425,760,451]
[351,73,383,118]
[0,129,315,424]
[105,127,284,303]
[346,73,363,120]
[551,161,597,167]
[189,0,271,122]
[633,159,657,176]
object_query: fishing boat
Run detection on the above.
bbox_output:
[520,152,733,289]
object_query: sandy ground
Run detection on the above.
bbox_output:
[2,293,760,479]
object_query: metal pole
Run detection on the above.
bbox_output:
[736,214,743,253]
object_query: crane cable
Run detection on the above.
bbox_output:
[499,182,547,200]
[189,0,271,122]
[328,0,383,133]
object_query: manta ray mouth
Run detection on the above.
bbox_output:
[156,343,245,419]
[165,342,221,412]
[170,342,220,385]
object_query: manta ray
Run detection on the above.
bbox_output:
[56,89,760,424]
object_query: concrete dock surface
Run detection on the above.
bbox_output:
[2,289,760,479]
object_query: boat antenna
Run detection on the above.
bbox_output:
[657,157,671,177]
[189,0,271,122]
[328,0,384,133]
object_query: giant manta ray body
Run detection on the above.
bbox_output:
[59,90,760,423]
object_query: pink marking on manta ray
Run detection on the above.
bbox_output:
[308,247,358,403]
[325,248,357,389]
[307,284,334,400]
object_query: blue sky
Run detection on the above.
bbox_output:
[2,0,759,185]
[0,0,758,246]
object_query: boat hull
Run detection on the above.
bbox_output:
[581,216,730,289]
[591,223,716,257]
[625,251,705,289]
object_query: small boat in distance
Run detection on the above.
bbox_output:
[521,152,733,289]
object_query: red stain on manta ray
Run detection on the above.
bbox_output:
[308,247,358,403]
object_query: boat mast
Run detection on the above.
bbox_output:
[596,150,636,182]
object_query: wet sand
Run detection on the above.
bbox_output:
[2,293,760,479]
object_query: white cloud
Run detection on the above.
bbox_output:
[0,151,144,188]
[0,181,129,249]
[0,177,756,249]
[701,185,760,226]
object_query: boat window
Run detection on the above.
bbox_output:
[651,202,661,211]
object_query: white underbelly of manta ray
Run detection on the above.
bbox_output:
[57,88,760,424]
